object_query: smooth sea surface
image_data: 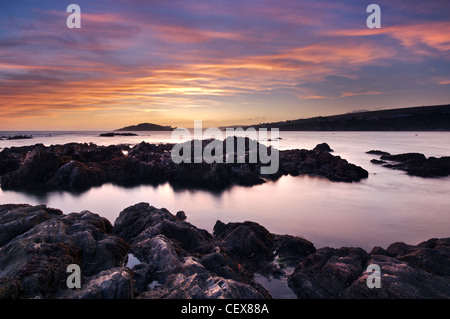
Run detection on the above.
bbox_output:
[1,131,450,252]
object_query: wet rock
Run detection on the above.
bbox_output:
[287,247,370,298]
[113,203,213,253]
[370,159,387,165]
[366,150,391,156]
[1,145,64,189]
[273,235,316,267]
[176,211,187,221]
[343,254,450,298]
[213,220,274,265]
[0,140,369,192]
[386,238,450,276]
[130,263,153,293]
[279,149,369,182]
[65,267,133,299]
[0,204,62,247]
[0,146,34,175]
[138,272,266,299]
[288,238,450,299]
[1,203,448,299]
[313,143,333,152]
[378,153,450,177]
[0,205,129,298]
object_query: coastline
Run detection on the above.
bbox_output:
[0,202,448,299]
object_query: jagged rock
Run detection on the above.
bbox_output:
[288,238,450,299]
[0,205,129,298]
[0,140,369,192]
[213,220,274,263]
[313,143,333,152]
[64,267,133,299]
[287,247,370,298]
[1,203,448,299]
[1,145,64,189]
[366,150,391,156]
[0,204,62,247]
[279,149,368,182]
[138,272,266,299]
[370,159,387,165]
[377,153,450,177]
[113,203,270,299]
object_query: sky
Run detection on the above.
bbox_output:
[0,0,449,130]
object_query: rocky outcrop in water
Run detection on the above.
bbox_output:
[0,140,368,192]
[0,203,448,299]
[368,150,450,178]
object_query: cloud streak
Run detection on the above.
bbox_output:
[0,0,449,129]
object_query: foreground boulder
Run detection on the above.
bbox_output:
[0,204,129,298]
[0,203,448,299]
[113,203,269,298]
[288,238,450,298]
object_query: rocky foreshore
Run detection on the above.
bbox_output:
[0,203,448,299]
[0,139,368,192]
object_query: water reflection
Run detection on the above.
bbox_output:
[2,171,450,252]
[1,131,450,252]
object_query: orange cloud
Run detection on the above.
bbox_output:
[325,22,450,57]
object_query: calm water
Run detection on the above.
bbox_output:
[1,131,450,252]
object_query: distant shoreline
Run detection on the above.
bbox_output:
[243,104,450,131]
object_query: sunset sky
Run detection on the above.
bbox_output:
[1,0,449,130]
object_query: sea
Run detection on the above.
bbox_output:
[1,130,449,253]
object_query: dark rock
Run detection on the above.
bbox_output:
[99,133,137,137]
[0,205,129,298]
[199,253,233,279]
[366,150,391,156]
[288,238,450,299]
[343,254,450,298]
[130,262,153,293]
[0,204,62,247]
[287,247,370,298]
[313,143,333,152]
[380,153,450,177]
[386,238,450,276]
[1,203,449,299]
[113,203,213,253]
[213,220,274,265]
[5,135,33,140]
[381,153,427,162]
[279,149,368,182]
[1,145,64,189]
[113,203,271,298]
[0,146,34,175]
[273,235,316,267]
[64,267,133,299]
[138,272,266,299]
[369,246,389,256]
[370,159,387,165]
[176,211,187,221]
[0,140,369,193]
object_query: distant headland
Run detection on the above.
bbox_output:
[115,123,175,131]
[245,104,450,131]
